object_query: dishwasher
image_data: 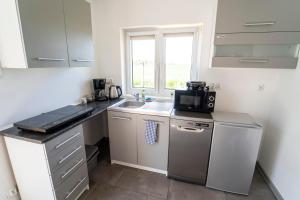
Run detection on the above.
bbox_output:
[168,110,213,185]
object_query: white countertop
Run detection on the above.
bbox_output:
[107,99,173,117]
[212,111,261,127]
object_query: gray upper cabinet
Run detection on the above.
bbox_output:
[213,0,300,69]
[137,115,169,171]
[18,0,69,68]
[216,0,300,34]
[63,0,94,67]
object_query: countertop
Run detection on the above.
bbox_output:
[108,99,173,117]
[212,111,262,127]
[0,99,123,144]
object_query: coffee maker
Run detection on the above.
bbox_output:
[93,79,108,101]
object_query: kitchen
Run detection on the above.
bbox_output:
[0,0,299,200]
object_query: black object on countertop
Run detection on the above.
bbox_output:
[1,99,123,144]
[14,105,94,133]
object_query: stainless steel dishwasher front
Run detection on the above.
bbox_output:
[168,118,213,185]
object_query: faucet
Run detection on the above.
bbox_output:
[133,92,140,101]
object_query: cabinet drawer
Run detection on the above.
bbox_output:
[45,125,83,156]
[216,0,300,33]
[48,138,85,173]
[52,150,86,188]
[212,57,298,69]
[55,163,89,200]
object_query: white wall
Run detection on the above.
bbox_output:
[0,67,96,198]
[91,0,291,121]
[259,67,300,200]
[91,0,299,199]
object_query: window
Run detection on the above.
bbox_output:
[125,27,200,95]
[131,36,155,88]
[164,34,194,89]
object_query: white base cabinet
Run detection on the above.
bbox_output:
[5,125,89,200]
[108,111,169,172]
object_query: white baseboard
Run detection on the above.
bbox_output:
[256,163,284,200]
[111,160,167,176]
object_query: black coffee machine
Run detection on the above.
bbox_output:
[93,79,108,101]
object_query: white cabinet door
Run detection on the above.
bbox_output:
[206,123,263,194]
[137,114,169,171]
[216,0,300,33]
[108,111,137,164]
[63,0,94,67]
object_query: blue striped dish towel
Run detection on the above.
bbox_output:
[145,120,158,144]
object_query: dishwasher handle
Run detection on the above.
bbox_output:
[175,125,205,133]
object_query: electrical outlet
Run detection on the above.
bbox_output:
[214,83,221,90]
[258,84,265,91]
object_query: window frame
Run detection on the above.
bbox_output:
[125,27,200,96]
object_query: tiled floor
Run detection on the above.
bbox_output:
[79,161,276,200]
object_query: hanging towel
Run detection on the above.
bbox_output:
[145,120,158,144]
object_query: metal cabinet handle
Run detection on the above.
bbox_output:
[112,116,131,120]
[61,158,83,180]
[58,146,82,165]
[35,57,65,61]
[64,176,87,199]
[72,59,95,62]
[244,21,276,27]
[176,126,204,133]
[55,132,81,149]
[143,119,164,124]
[217,123,261,129]
[239,59,269,63]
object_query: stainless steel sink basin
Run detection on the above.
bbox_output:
[118,101,145,108]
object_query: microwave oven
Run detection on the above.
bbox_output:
[174,89,216,113]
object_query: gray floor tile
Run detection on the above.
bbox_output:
[90,162,124,186]
[85,183,148,200]
[116,167,170,199]
[81,161,276,200]
[168,179,226,200]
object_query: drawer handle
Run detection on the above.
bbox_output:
[58,146,82,165]
[143,120,164,124]
[55,132,81,149]
[35,57,65,61]
[72,59,95,62]
[239,59,269,63]
[112,116,131,120]
[176,126,205,133]
[61,159,83,180]
[244,21,276,27]
[64,176,87,199]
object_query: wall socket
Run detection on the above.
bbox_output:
[258,84,265,91]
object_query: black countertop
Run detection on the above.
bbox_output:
[0,99,123,144]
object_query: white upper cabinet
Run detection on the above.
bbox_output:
[0,0,94,68]
[216,0,300,34]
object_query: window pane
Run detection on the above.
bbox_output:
[165,35,193,89]
[131,37,155,88]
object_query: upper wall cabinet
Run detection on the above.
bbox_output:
[0,0,94,68]
[63,0,94,67]
[216,0,300,34]
[18,0,69,68]
[212,0,300,69]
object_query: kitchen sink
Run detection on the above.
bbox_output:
[117,101,145,108]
